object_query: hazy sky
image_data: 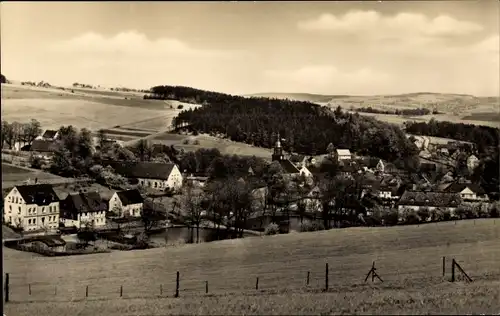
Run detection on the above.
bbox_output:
[1,1,499,96]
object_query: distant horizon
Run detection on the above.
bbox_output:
[1,2,498,97]
[3,78,499,98]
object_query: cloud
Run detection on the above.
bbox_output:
[263,65,394,95]
[297,10,483,39]
[49,30,241,59]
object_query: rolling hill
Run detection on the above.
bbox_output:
[248,92,500,127]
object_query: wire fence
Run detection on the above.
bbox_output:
[4,256,498,304]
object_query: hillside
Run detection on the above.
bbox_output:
[249,92,500,127]
[4,219,500,315]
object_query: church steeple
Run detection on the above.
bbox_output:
[272,132,285,161]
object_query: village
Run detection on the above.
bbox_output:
[2,121,498,257]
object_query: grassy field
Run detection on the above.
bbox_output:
[149,133,273,159]
[4,219,500,315]
[1,162,72,189]
[0,84,199,136]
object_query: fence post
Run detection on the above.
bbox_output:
[160,284,163,295]
[54,286,57,296]
[5,273,9,303]
[306,271,310,286]
[29,283,31,296]
[451,259,456,282]
[442,256,446,277]
[120,285,123,297]
[325,263,329,292]
[85,285,88,298]
[255,277,259,290]
[175,271,180,298]
[205,281,208,294]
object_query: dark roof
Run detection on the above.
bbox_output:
[103,161,177,180]
[398,191,462,207]
[116,189,144,206]
[15,184,59,205]
[289,155,306,163]
[62,191,107,214]
[444,183,486,195]
[42,130,58,139]
[30,140,57,153]
[278,160,301,174]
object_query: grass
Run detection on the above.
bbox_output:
[4,219,500,315]
[462,112,500,122]
[0,84,199,132]
[151,133,273,159]
[1,163,71,189]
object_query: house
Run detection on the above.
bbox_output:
[104,161,183,191]
[108,189,144,217]
[3,184,60,232]
[60,191,107,228]
[336,149,352,161]
[442,182,489,201]
[377,184,400,200]
[36,130,59,141]
[397,191,463,217]
[467,155,480,172]
[30,139,58,160]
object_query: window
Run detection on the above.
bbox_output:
[28,219,32,224]
[49,206,52,212]
[9,205,12,211]
[33,219,36,224]
[42,207,45,213]
[18,206,21,214]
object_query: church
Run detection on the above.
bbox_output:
[271,134,312,178]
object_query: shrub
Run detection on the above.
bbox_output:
[177,104,184,109]
[193,139,200,145]
[264,223,280,235]
[381,209,399,226]
[417,207,430,222]
[490,203,499,218]
[299,221,325,232]
[183,139,190,145]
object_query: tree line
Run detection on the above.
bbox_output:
[145,85,419,169]
[1,120,42,150]
[354,106,439,116]
[405,118,499,151]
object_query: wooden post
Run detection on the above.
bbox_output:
[255,277,259,290]
[54,286,57,296]
[120,285,123,297]
[160,284,163,295]
[325,263,329,292]
[175,271,179,298]
[451,259,456,282]
[29,283,31,296]
[85,285,89,297]
[205,281,208,294]
[306,271,310,286]
[5,273,9,303]
[442,256,446,277]
[371,262,375,282]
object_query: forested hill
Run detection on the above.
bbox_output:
[147,85,419,167]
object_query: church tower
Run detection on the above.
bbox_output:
[272,133,285,161]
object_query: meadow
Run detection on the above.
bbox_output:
[150,133,273,159]
[1,162,72,189]
[4,219,500,315]
[0,84,198,140]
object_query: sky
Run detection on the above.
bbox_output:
[1,1,499,96]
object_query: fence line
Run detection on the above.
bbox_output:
[4,257,488,304]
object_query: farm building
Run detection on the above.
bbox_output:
[103,161,183,191]
[36,129,59,141]
[3,184,60,232]
[271,137,312,178]
[397,191,463,217]
[60,191,107,228]
[30,139,58,160]
[108,189,144,218]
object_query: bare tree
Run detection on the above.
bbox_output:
[179,183,204,243]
